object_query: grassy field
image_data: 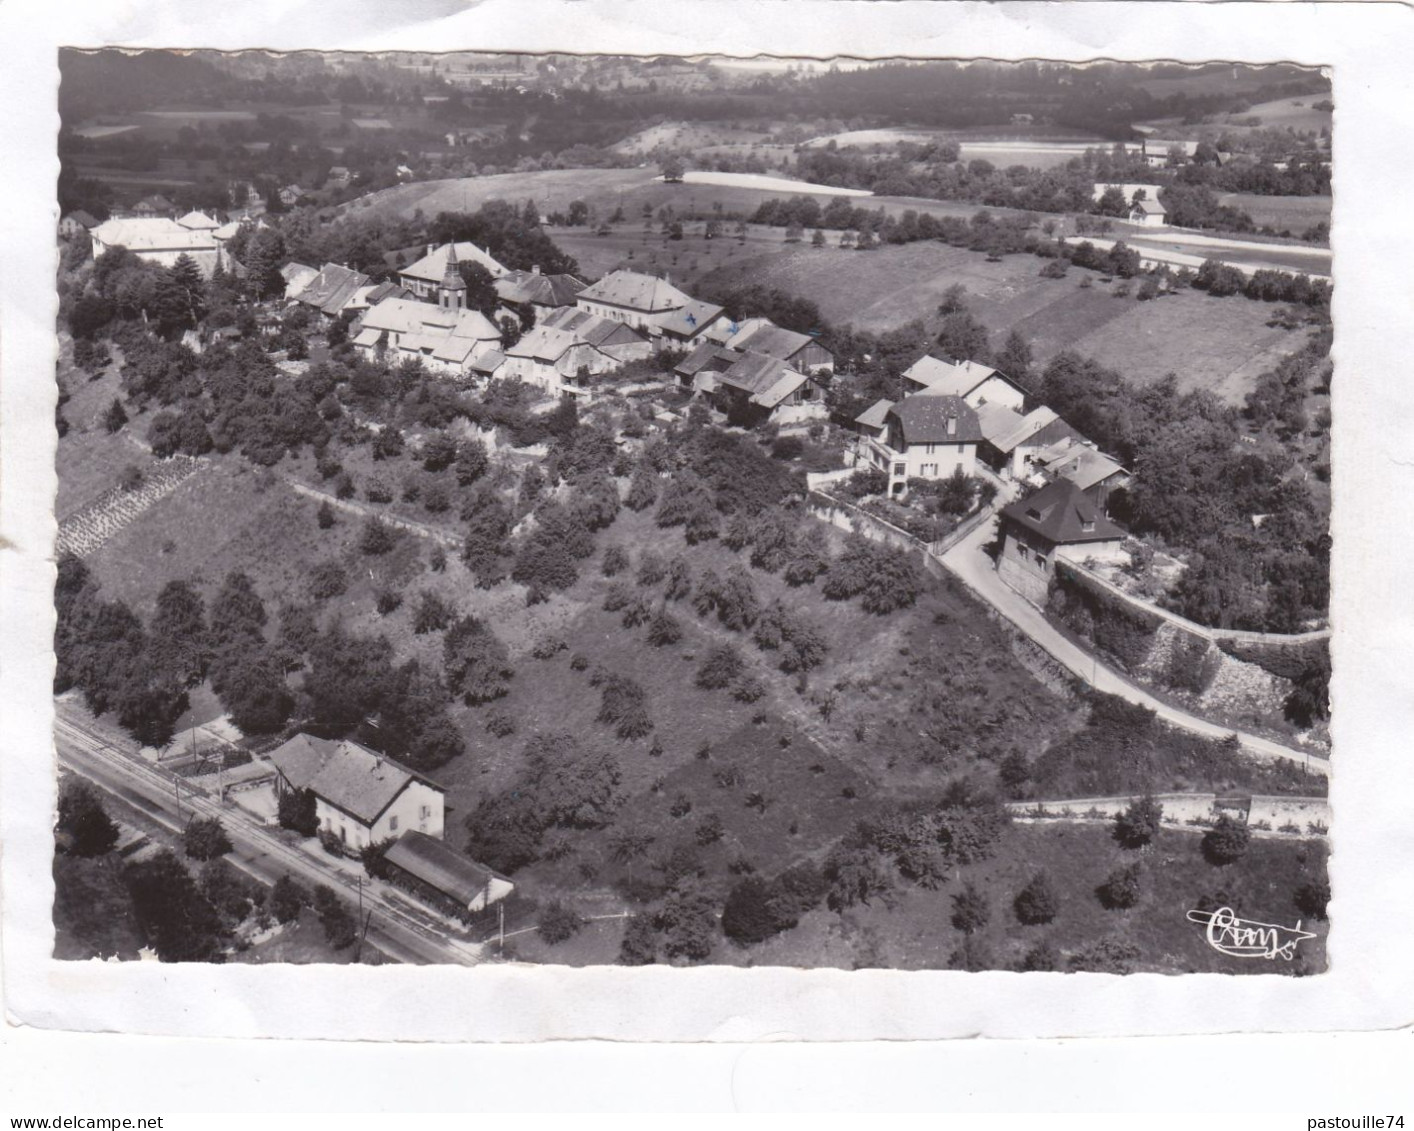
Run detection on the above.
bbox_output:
[720,822,1327,973]
[1217,193,1331,234]
[56,356,161,516]
[686,238,1303,401]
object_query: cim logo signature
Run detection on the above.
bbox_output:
[1186,906,1316,961]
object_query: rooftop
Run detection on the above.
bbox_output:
[903,355,998,397]
[494,269,586,308]
[1001,478,1126,545]
[91,217,219,254]
[578,269,691,313]
[267,734,442,826]
[655,299,726,339]
[384,831,510,908]
[886,395,984,446]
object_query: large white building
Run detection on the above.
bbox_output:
[89,215,227,276]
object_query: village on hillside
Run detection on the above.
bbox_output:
[51,52,1333,974]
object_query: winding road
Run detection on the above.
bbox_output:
[937,515,1330,779]
[54,708,486,965]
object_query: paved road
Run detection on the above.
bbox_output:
[937,516,1331,779]
[54,711,486,965]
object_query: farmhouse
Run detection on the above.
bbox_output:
[540,306,653,364]
[399,241,507,299]
[267,734,446,854]
[575,269,692,333]
[996,478,1127,605]
[501,324,619,394]
[278,185,307,207]
[494,266,587,312]
[901,355,1026,411]
[1129,197,1168,227]
[857,394,983,498]
[352,295,502,376]
[89,216,225,276]
[59,210,99,239]
[289,262,372,319]
[383,831,514,917]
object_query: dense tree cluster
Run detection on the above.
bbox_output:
[1036,351,1329,633]
[465,734,622,873]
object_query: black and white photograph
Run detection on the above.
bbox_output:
[46,46,1337,976]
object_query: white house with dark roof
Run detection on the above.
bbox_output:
[902,355,1026,411]
[1129,197,1168,227]
[399,241,507,299]
[575,269,691,333]
[996,478,1128,604]
[857,394,983,497]
[267,734,445,853]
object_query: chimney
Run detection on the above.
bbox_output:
[531,264,541,274]
[427,243,436,258]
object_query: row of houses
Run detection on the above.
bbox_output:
[282,239,839,413]
[851,353,1128,509]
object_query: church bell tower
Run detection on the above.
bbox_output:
[438,243,466,312]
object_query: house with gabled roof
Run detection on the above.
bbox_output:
[540,306,652,364]
[721,320,834,375]
[267,734,446,854]
[399,241,507,299]
[655,298,727,346]
[856,394,983,497]
[902,355,1027,412]
[1029,436,1130,509]
[674,342,826,423]
[291,262,372,319]
[575,269,691,333]
[975,404,1083,479]
[996,478,1127,604]
[1129,197,1168,227]
[494,266,587,312]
